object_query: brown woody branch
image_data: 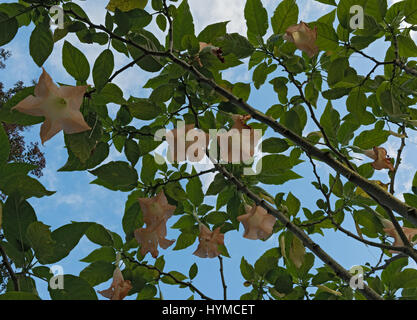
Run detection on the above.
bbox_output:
[122,254,213,300]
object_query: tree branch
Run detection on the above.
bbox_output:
[122,254,213,300]
[0,244,19,291]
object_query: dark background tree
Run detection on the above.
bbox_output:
[0,48,46,293]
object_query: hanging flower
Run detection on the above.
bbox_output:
[193,224,225,258]
[283,21,319,58]
[237,205,276,240]
[134,222,175,258]
[135,190,176,258]
[11,68,91,144]
[98,266,132,300]
[138,190,176,229]
[382,219,417,253]
[364,146,394,171]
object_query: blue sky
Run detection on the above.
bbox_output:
[1,0,416,300]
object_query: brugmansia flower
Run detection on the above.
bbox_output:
[283,21,319,58]
[134,222,175,258]
[167,123,209,163]
[217,114,261,163]
[193,224,225,258]
[382,219,417,253]
[138,190,176,229]
[11,68,91,144]
[98,266,132,300]
[364,146,394,171]
[237,205,276,240]
[135,191,175,258]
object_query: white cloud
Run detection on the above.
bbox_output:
[188,0,247,35]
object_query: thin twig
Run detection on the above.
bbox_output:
[123,254,213,300]
[218,256,227,300]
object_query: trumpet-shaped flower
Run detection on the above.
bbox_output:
[193,224,225,258]
[135,191,176,258]
[134,222,174,258]
[138,190,176,229]
[364,146,394,171]
[11,68,91,144]
[237,205,276,240]
[98,266,132,300]
[283,21,319,58]
[382,219,417,253]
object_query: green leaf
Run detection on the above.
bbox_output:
[327,58,348,86]
[0,12,18,46]
[353,122,390,149]
[173,0,195,51]
[398,35,417,57]
[49,275,98,300]
[125,139,140,166]
[173,232,197,250]
[261,138,289,153]
[315,22,339,51]
[129,98,162,120]
[123,201,142,239]
[320,101,340,143]
[50,222,92,262]
[90,161,138,191]
[271,0,298,34]
[214,33,254,59]
[62,40,90,82]
[2,197,37,251]
[198,21,228,43]
[80,261,115,287]
[80,247,116,263]
[1,175,55,199]
[156,14,167,31]
[29,24,53,67]
[240,257,255,281]
[286,192,300,216]
[253,62,277,89]
[149,84,175,103]
[127,31,164,72]
[85,223,114,247]
[93,49,114,92]
[189,263,198,280]
[26,222,56,265]
[245,0,268,44]
[274,268,293,294]
[140,154,157,185]
[405,0,417,24]
[186,170,204,207]
[94,83,125,105]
